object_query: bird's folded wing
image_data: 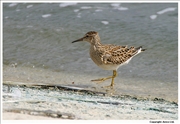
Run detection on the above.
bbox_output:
[97,45,138,64]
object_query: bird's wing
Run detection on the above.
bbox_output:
[97,44,140,64]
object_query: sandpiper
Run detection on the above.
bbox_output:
[72,31,145,88]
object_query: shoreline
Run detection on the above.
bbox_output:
[2,81,178,120]
[3,79,178,103]
[3,65,178,103]
[2,80,178,104]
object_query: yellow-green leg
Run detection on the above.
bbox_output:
[91,70,117,88]
[104,70,117,88]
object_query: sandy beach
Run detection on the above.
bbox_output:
[2,81,178,120]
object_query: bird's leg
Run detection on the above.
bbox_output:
[104,70,117,89]
[91,75,113,83]
[91,70,117,86]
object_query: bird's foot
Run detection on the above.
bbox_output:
[91,78,107,83]
[103,84,114,89]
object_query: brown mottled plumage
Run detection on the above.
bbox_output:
[72,31,145,88]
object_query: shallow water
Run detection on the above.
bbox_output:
[3,3,178,101]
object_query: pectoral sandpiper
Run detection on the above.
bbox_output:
[72,31,145,88]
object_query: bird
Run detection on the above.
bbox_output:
[72,31,146,88]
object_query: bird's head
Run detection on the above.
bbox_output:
[72,31,100,44]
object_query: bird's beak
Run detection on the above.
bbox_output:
[72,37,84,43]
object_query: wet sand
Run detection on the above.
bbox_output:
[3,65,178,103]
[3,81,178,120]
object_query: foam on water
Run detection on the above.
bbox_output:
[157,7,176,15]
[95,9,103,12]
[26,5,33,8]
[150,7,176,20]
[42,14,51,18]
[111,3,128,11]
[9,3,18,7]
[74,9,79,12]
[117,7,129,11]
[101,21,109,25]
[111,3,121,7]
[81,6,92,9]
[150,15,157,20]
[59,3,77,7]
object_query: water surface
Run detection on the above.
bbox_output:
[3,3,178,102]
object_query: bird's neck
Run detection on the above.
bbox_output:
[91,37,102,46]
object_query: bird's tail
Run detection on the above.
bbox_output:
[136,46,146,52]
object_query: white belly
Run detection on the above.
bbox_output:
[98,58,132,70]
[98,64,119,70]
